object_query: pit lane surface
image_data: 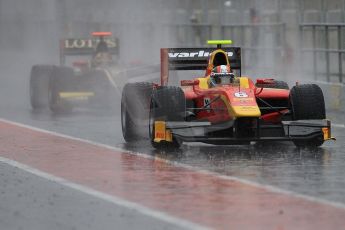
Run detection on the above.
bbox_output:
[1,80,345,229]
[0,161,185,230]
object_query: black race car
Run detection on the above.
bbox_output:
[30,32,120,112]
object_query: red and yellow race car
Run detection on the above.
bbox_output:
[121,40,335,149]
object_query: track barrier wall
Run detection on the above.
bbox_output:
[307,81,345,113]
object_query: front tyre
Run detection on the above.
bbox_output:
[290,84,326,148]
[149,86,185,149]
[30,65,55,110]
[121,82,153,142]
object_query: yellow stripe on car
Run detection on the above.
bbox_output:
[239,77,249,89]
[197,77,210,89]
[220,95,261,117]
[231,106,261,117]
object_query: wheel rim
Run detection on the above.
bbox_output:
[121,100,127,136]
[29,82,33,99]
[29,82,35,107]
[289,93,296,120]
[148,99,155,140]
[48,88,53,105]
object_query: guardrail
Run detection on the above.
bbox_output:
[310,81,345,113]
[300,23,345,84]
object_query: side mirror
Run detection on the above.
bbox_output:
[256,78,274,85]
[181,79,199,86]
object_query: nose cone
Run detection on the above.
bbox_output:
[231,104,261,117]
[223,87,261,117]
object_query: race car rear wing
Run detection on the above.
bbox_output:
[160,47,241,86]
[60,37,119,65]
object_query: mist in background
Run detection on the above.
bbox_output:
[0,0,181,108]
[0,0,344,108]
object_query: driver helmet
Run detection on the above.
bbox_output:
[210,65,233,86]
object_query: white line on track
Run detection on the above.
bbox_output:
[1,117,345,213]
[102,69,118,90]
[0,156,208,230]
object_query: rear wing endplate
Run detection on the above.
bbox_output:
[160,47,241,86]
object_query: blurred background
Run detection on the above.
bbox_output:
[0,0,344,106]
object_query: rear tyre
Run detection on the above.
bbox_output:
[290,84,325,147]
[121,82,153,142]
[49,66,74,113]
[256,80,289,89]
[149,86,185,149]
[30,65,55,110]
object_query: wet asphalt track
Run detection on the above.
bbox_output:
[1,101,345,205]
[0,162,183,230]
[1,72,345,229]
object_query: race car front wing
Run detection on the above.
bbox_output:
[153,119,335,144]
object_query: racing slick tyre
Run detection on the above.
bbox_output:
[30,65,55,110]
[256,80,289,89]
[290,84,326,148]
[49,66,74,113]
[149,86,185,149]
[121,82,153,142]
